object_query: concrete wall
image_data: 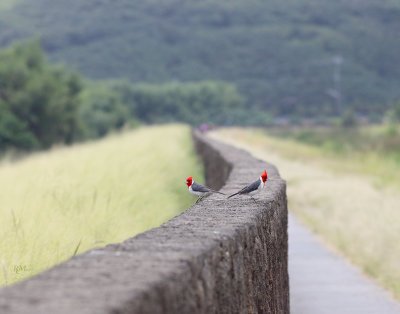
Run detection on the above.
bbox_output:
[0,131,289,314]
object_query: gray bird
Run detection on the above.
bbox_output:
[186,176,225,203]
[228,170,268,201]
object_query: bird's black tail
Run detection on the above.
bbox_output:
[227,192,240,199]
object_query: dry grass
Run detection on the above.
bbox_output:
[210,127,400,299]
[0,124,203,286]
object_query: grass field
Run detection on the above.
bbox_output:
[211,127,400,300]
[0,124,203,286]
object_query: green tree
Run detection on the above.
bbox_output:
[128,81,245,125]
[0,40,83,150]
[0,102,38,150]
[341,109,357,128]
[78,84,129,138]
[389,101,400,123]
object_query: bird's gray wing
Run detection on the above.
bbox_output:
[238,179,260,194]
[191,181,212,193]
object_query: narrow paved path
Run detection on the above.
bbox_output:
[289,212,400,314]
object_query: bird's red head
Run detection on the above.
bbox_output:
[261,170,268,183]
[186,176,193,187]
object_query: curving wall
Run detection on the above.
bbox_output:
[0,131,289,314]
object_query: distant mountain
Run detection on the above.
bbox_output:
[1,0,399,117]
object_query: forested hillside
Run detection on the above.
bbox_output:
[0,0,399,117]
[0,41,244,151]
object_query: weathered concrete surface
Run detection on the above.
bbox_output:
[289,213,400,314]
[0,131,289,314]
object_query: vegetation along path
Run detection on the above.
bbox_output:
[210,128,400,312]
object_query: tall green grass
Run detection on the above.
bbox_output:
[211,127,400,300]
[0,124,203,286]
